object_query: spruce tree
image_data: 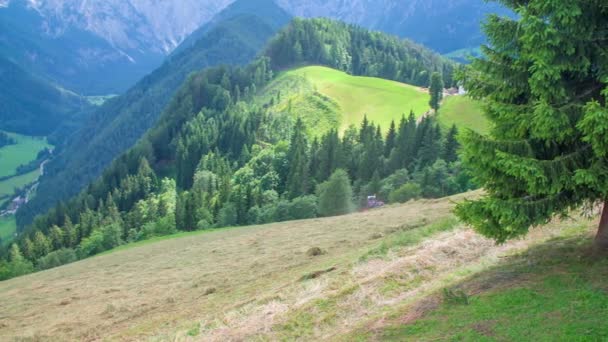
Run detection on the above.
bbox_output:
[286,118,310,199]
[429,72,444,111]
[441,125,460,163]
[455,0,608,249]
[385,120,397,157]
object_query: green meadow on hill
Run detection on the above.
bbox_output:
[438,95,489,135]
[262,66,431,134]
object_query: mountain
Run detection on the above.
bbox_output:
[0,56,89,136]
[173,0,293,57]
[0,0,232,94]
[277,0,508,54]
[16,0,292,227]
[0,0,506,96]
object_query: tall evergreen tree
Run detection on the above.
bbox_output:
[286,118,310,199]
[455,0,608,249]
[429,72,444,111]
[385,120,397,157]
[442,125,460,163]
[317,129,341,182]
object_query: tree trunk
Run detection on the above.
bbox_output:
[595,201,608,250]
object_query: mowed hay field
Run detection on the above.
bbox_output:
[0,191,596,341]
[284,66,430,131]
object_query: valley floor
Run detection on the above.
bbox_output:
[0,191,602,341]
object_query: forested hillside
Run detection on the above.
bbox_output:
[20,16,453,227]
[0,57,89,136]
[17,0,292,228]
[2,18,465,279]
[265,18,455,86]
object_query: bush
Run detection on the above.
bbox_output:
[379,169,410,200]
[101,223,124,250]
[246,206,261,225]
[0,245,34,280]
[274,200,292,222]
[36,248,77,270]
[78,223,125,258]
[217,202,238,227]
[78,230,105,258]
[317,169,354,217]
[141,216,177,239]
[289,195,317,220]
[389,183,422,203]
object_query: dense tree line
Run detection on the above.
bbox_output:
[265,18,455,87]
[1,106,471,280]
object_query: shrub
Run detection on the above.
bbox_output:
[246,206,261,225]
[317,169,354,217]
[141,216,177,239]
[0,244,34,280]
[101,223,124,250]
[289,195,318,220]
[274,200,292,222]
[78,230,105,258]
[379,169,411,200]
[36,248,77,270]
[389,183,422,203]
[217,202,238,227]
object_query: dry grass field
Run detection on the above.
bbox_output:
[0,191,595,341]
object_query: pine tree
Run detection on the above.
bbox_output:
[455,0,608,248]
[49,226,64,251]
[385,120,397,157]
[63,215,77,248]
[429,72,444,111]
[317,129,341,182]
[442,125,460,163]
[286,118,310,199]
[417,122,442,169]
[32,231,51,259]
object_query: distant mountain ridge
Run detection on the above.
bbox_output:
[0,56,89,136]
[0,0,505,95]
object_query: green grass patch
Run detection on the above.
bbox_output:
[0,169,40,203]
[438,96,490,135]
[0,131,50,178]
[0,216,17,245]
[377,235,608,341]
[267,66,430,133]
[361,217,460,261]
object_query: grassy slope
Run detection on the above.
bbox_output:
[359,227,608,341]
[0,191,601,341]
[438,95,490,135]
[0,216,16,246]
[263,66,430,134]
